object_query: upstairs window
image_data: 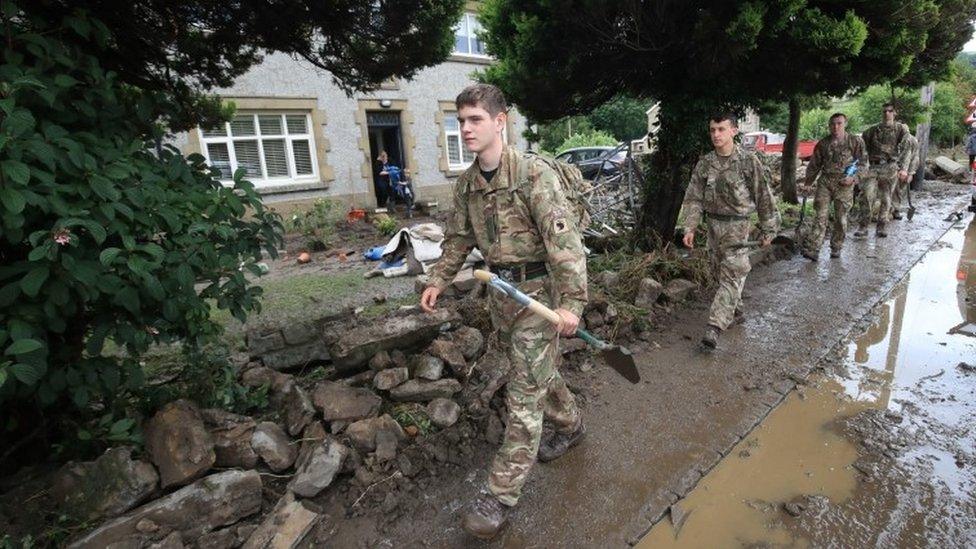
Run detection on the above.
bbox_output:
[453,13,486,57]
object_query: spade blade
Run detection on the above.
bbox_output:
[600,345,640,384]
[907,205,917,221]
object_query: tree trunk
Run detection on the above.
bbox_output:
[913,82,935,191]
[635,99,708,249]
[780,97,800,204]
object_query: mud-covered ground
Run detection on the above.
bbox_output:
[303,181,972,547]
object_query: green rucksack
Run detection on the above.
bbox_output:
[516,151,592,232]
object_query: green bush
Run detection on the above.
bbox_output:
[374,215,398,237]
[930,81,966,147]
[556,129,618,154]
[286,198,339,251]
[855,84,924,129]
[0,6,282,411]
[798,108,833,141]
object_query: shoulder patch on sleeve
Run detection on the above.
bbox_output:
[552,216,570,234]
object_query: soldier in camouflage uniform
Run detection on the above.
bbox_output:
[420,84,587,540]
[801,113,867,260]
[681,112,779,351]
[891,132,919,220]
[857,103,912,237]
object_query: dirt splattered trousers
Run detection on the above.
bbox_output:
[706,217,753,330]
[803,175,855,255]
[487,276,581,507]
[858,164,898,228]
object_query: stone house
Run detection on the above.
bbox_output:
[174,3,527,215]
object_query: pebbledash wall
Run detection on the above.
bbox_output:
[173,47,526,216]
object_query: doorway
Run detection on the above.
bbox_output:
[367,111,405,208]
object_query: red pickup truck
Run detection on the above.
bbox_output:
[742,132,816,160]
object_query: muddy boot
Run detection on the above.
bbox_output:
[700,325,721,352]
[830,248,841,258]
[538,421,586,463]
[733,309,746,325]
[800,250,818,261]
[876,223,887,238]
[461,495,510,540]
[891,210,903,220]
[854,226,868,238]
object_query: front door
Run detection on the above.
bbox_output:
[367,111,404,208]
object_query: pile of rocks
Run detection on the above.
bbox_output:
[38,305,490,548]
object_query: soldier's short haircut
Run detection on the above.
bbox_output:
[709,111,738,128]
[456,84,508,116]
[829,112,847,122]
[882,102,896,111]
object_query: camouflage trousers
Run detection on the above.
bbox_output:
[486,276,581,507]
[858,165,898,228]
[803,175,855,255]
[891,175,910,215]
[706,217,753,330]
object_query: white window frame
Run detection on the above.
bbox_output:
[443,111,508,171]
[198,111,319,187]
[444,113,475,171]
[453,12,488,58]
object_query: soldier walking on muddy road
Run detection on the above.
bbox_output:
[420,84,587,540]
[801,113,867,261]
[857,103,912,236]
[680,112,779,352]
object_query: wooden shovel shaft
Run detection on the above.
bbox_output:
[473,269,600,343]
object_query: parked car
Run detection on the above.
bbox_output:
[556,145,628,180]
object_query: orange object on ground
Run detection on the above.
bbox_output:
[347,208,366,222]
[297,252,311,264]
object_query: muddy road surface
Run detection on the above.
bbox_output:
[318,183,973,547]
[641,216,976,547]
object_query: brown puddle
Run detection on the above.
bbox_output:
[638,218,976,547]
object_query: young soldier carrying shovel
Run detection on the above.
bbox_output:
[420,84,587,539]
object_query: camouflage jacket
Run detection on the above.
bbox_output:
[680,145,779,238]
[805,133,868,185]
[426,146,587,316]
[862,122,911,169]
[905,133,920,174]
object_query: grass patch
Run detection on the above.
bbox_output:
[211,270,369,335]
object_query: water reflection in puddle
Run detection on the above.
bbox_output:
[638,218,976,547]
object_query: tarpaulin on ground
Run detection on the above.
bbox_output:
[370,223,482,278]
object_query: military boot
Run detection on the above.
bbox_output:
[854,226,868,238]
[733,308,746,325]
[876,223,888,238]
[800,250,818,262]
[700,325,721,352]
[891,210,903,220]
[830,248,842,258]
[538,420,586,463]
[461,495,510,540]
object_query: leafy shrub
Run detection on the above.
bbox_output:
[285,198,339,251]
[556,129,618,154]
[373,215,398,236]
[0,6,282,414]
